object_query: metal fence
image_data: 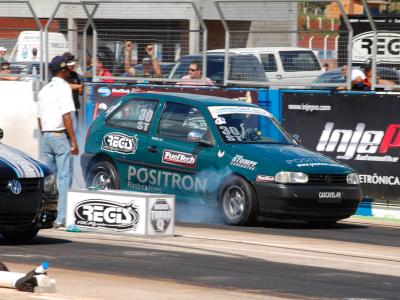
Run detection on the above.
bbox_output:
[0,0,42,81]
[0,0,399,91]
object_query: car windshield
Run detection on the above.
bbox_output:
[312,70,344,83]
[208,106,294,144]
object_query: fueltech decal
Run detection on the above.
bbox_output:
[162,150,197,168]
[316,122,400,162]
[128,166,207,193]
[74,199,139,231]
[101,133,138,154]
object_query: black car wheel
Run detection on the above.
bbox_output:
[86,161,120,190]
[219,176,258,225]
[1,229,39,242]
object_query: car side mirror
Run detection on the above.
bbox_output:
[292,134,301,145]
[187,130,213,147]
[0,128,3,140]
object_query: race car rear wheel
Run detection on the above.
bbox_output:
[219,176,258,225]
[1,229,39,242]
[86,161,120,190]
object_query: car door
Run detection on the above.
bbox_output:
[102,97,159,191]
[259,52,281,83]
[135,101,219,201]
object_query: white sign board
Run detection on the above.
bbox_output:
[66,189,175,236]
[352,31,400,64]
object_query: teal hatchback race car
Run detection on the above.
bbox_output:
[82,92,361,226]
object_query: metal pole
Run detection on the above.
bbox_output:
[324,35,329,60]
[336,0,353,90]
[309,36,314,49]
[361,0,377,90]
[191,2,208,84]
[215,1,230,86]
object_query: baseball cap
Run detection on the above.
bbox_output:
[49,55,68,72]
[142,57,151,65]
[0,47,7,52]
[62,52,75,61]
[62,52,76,66]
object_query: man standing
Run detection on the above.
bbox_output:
[0,47,7,63]
[37,55,79,228]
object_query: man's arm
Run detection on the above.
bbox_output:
[145,45,162,78]
[62,112,79,155]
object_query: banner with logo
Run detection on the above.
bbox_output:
[282,92,400,202]
[88,84,259,121]
[338,15,400,67]
[66,189,175,236]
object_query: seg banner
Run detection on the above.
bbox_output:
[338,15,400,67]
[66,189,175,236]
[282,92,400,202]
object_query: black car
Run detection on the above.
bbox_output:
[0,129,58,241]
[311,67,400,89]
[168,53,268,85]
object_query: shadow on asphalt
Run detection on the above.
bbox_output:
[177,218,368,231]
[0,235,72,246]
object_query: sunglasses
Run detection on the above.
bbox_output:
[1,67,10,71]
[188,68,198,72]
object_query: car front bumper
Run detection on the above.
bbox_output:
[0,189,58,232]
[253,182,362,221]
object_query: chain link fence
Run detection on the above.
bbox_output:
[0,0,42,81]
[80,1,207,84]
[0,0,398,90]
[214,0,353,88]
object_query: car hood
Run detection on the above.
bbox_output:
[0,143,50,179]
[226,144,353,174]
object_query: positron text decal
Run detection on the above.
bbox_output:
[127,166,207,193]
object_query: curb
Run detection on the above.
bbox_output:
[356,201,400,221]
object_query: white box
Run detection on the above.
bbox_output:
[66,189,175,236]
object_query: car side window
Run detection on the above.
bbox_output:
[158,102,211,143]
[106,99,158,133]
[260,54,277,72]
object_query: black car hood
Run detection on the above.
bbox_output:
[0,143,50,179]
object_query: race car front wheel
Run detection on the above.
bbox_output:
[219,176,258,226]
[86,160,120,190]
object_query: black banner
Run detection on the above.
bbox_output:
[282,92,400,202]
[338,15,400,68]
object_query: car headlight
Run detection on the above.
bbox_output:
[275,171,308,184]
[44,174,57,192]
[346,173,359,185]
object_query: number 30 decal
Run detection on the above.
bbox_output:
[137,108,154,131]
[219,126,242,141]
